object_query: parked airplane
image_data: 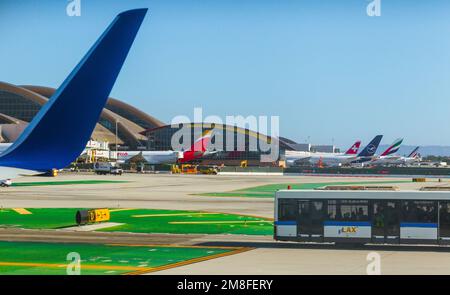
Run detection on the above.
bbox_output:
[350,135,384,165]
[307,141,362,167]
[367,138,404,166]
[387,146,421,166]
[0,9,147,184]
[117,130,213,164]
[0,143,12,155]
[285,140,361,167]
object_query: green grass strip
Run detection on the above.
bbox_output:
[197,180,411,198]
[0,208,273,236]
[0,241,231,275]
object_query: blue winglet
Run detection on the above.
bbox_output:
[0,9,147,171]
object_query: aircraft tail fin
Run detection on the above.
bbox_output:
[408,146,420,158]
[178,130,213,163]
[344,141,361,155]
[0,9,147,171]
[357,135,383,157]
[380,138,403,156]
[188,130,213,153]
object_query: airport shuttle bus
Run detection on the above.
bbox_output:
[274,190,450,245]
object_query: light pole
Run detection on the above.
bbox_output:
[115,119,119,160]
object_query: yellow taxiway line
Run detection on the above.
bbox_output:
[169,220,272,225]
[107,243,243,250]
[109,208,137,213]
[127,247,254,275]
[12,208,32,215]
[0,261,153,272]
[131,212,221,218]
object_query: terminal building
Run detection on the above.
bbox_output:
[0,82,163,150]
[0,81,330,166]
[142,123,297,166]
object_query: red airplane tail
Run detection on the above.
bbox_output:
[344,141,361,155]
[178,130,213,163]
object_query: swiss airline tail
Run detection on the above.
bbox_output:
[344,141,361,155]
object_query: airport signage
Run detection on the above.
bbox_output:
[324,221,371,238]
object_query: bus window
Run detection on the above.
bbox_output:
[402,201,437,223]
[327,200,337,220]
[278,199,297,221]
[338,200,369,221]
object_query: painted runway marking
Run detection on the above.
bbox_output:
[107,243,242,250]
[109,208,137,212]
[0,261,153,271]
[131,212,221,218]
[169,220,272,225]
[132,247,254,275]
[12,208,32,215]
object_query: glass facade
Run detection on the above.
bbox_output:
[105,103,158,130]
[0,90,42,121]
[144,123,282,161]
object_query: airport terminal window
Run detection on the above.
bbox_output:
[0,91,41,122]
[402,201,437,223]
[278,199,297,221]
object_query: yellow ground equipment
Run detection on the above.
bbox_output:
[171,164,181,174]
[413,178,426,182]
[76,208,110,225]
[181,164,198,174]
[198,166,218,175]
[240,160,248,168]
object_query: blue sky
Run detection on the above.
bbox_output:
[1,0,450,149]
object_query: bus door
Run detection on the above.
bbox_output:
[439,201,450,244]
[297,200,325,241]
[400,200,438,243]
[372,200,400,243]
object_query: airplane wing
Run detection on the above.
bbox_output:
[0,9,147,173]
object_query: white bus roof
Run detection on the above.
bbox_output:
[275,189,450,201]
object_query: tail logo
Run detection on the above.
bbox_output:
[367,144,376,153]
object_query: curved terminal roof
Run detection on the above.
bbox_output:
[0,82,166,147]
[142,122,296,150]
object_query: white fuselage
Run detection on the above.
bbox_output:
[369,155,401,166]
[309,154,357,167]
[0,166,41,181]
[285,151,312,166]
[370,155,419,166]
[285,150,358,167]
[117,150,181,165]
[0,143,12,155]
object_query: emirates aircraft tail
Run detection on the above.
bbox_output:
[344,141,361,155]
[380,138,403,156]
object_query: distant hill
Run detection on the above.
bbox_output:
[377,145,450,157]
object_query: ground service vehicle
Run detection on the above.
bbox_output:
[94,162,123,175]
[275,189,450,245]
